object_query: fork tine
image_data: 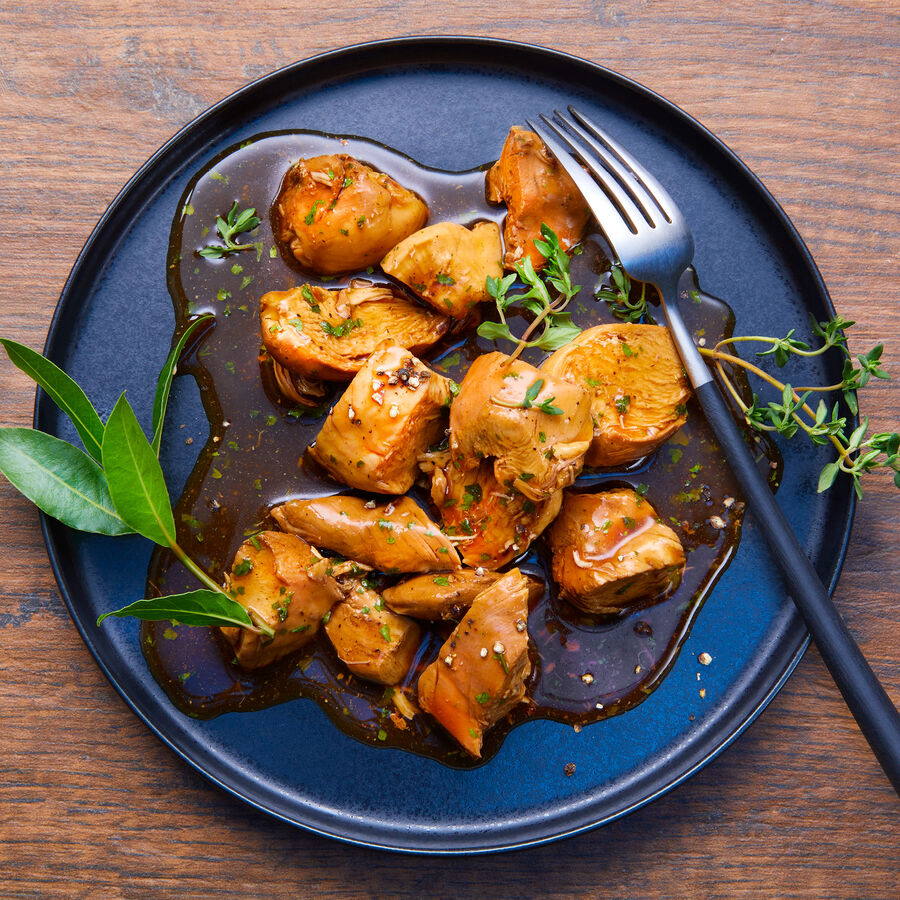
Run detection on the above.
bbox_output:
[551,109,664,229]
[567,106,682,226]
[524,117,638,250]
[528,115,646,237]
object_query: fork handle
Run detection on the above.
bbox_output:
[694,379,900,794]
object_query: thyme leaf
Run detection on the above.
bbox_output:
[199,201,261,258]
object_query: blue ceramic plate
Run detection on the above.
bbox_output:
[39,38,853,853]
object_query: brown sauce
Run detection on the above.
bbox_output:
[143,131,781,767]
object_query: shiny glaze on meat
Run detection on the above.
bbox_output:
[145,131,780,767]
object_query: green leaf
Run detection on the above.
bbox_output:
[0,338,106,461]
[151,315,213,454]
[523,379,544,407]
[817,461,840,493]
[97,589,253,629]
[477,321,513,343]
[536,397,564,416]
[0,427,133,534]
[847,419,868,452]
[102,395,176,547]
[536,317,582,351]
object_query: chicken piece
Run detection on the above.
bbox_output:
[547,489,685,614]
[325,588,421,685]
[542,323,691,466]
[260,283,451,382]
[380,221,503,319]
[273,154,428,274]
[449,352,593,501]
[486,126,590,271]
[383,569,544,621]
[307,344,453,494]
[426,454,561,569]
[271,495,461,573]
[417,569,532,757]
[219,531,342,670]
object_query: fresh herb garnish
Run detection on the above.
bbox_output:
[301,284,320,313]
[491,377,564,416]
[461,483,483,510]
[595,263,651,323]
[304,200,323,226]
[320,317,363,338]
[697,315,898,498]
[0,317,274,638]
[233,558,253,576]
[477,224,582,358]
[198,201,261,258]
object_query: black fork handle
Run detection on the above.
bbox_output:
[694,378,900,794]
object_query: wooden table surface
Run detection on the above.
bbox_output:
[1,2,897,896]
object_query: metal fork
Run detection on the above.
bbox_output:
[529,107,900,793]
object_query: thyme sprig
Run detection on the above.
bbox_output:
[199,201,261,259]
[491,378,564,416]
[477,224,582,361]
[698,319,898,498]
[595,263,650,323]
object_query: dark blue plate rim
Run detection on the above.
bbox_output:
[36,36,854,854]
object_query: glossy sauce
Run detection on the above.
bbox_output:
[143,131,780,766]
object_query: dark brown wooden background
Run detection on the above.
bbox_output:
[1,2,897,897]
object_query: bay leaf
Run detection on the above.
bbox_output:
[1,338,105,461]
[0,427,132,534]
[97,588,252,629]
[151,314,213,455]
[102,395,176,547]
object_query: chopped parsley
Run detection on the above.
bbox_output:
[320,317,363,338]
[304,200,323,225]
[462,483,483,510]
[301,284,320,313]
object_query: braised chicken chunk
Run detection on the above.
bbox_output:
[307,344,453,494]
[542,323,691,466]
[383,569,543,621]
[486,126,590,271]
[220,531,342,670]
[271,495,461,573]
[417,569,532,757]
[325,588,421,685]
[547,489,685,614]
[449,352,593,501]
[380,221,503,319]
[426,454,561,569]
[274,154,428,274]
[260,283,451,382]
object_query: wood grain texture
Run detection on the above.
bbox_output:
[0,1,897,896]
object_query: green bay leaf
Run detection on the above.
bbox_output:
[151,314,213,454]
[0,338,105,461]
[0,427,132,534]
[97,589,252,629]
[102,395,176,547]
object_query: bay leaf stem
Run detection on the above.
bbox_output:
[169,542,275,639]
